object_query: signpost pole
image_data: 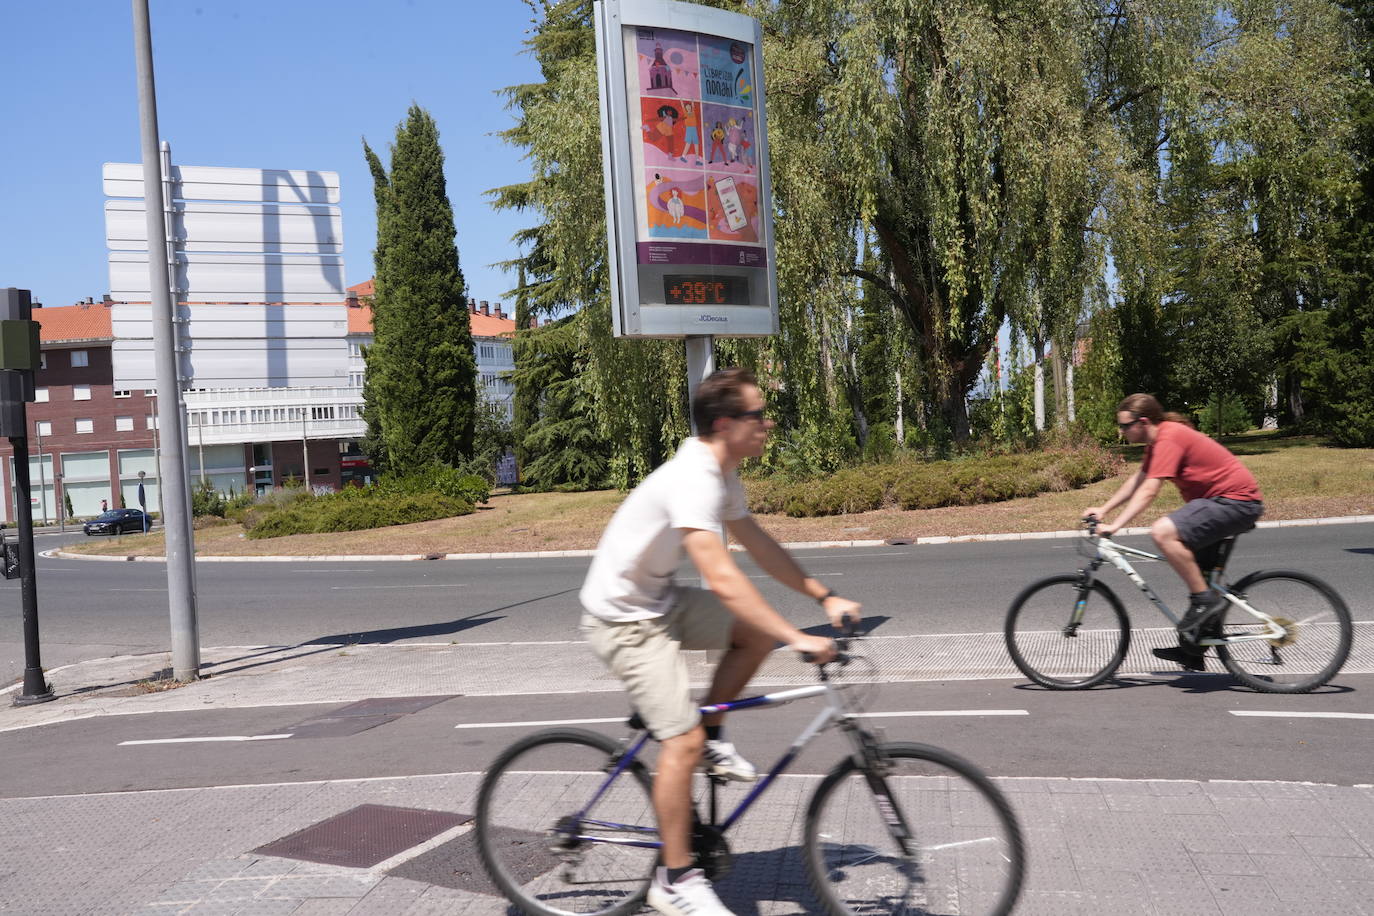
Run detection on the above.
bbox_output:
[132,0,200,682]
[11,435,53,705]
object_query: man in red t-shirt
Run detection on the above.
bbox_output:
[1084,393,1264,670]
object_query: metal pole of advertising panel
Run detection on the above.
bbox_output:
[132,0,200,681]
[684,336,715,436]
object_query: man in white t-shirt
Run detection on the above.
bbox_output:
[580,368,861,916]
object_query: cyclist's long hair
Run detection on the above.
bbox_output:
[1118,393,1194,428]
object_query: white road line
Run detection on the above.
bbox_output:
[456,717,627,729]
[455,710,1027,730]
[369,822,474,874]
[119,734,294,746]
[330,584,468,590]
[857,710,1029,719]
[1230,711,1374,721]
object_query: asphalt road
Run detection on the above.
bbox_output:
[6,524,1371,687]
[0,522,1370,800]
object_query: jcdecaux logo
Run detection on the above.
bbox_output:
[698,314,728,322]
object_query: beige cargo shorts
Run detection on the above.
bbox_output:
[581,587,735,740]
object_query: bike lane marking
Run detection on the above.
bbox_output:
[119,734,294,745]
[454,710,1029,729]
[1229,711,1374,720]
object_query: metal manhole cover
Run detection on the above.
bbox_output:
[254,803,471,868]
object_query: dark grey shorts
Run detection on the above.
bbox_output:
[1169,497,1264,550]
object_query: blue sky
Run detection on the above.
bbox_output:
[0,1,541,310]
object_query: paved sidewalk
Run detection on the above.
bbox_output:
[2,641,1373,915]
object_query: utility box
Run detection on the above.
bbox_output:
[0,320,40,371]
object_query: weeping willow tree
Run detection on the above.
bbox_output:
[494,0,1357,477]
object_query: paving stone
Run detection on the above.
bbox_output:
[1298,835,1374,858]
[256,875,377,900]
[1191,852,1264,876]
[1139,870,1224,915]
[1203,873,1287,916]
[277,901,352,916]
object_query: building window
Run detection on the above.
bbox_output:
[71,350,89,368]
[116,416,134,432]
[114,389,131,398]
[36,421,52,437]
[73,384,92,401]
[39,353,47,370]
[75,418,94,434]
[144,388,156,396]
[146,416,158,430]
[480,345,495,360]
[35,387,49,403]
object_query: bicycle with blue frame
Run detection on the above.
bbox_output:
[474,627,1026,916]
[1004,518,1353,693]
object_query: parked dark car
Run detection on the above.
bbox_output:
[83,509,149,536]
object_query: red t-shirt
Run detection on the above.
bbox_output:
[1141,422,1263,503]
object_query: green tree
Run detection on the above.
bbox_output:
[1320,0,1374,444]
[361,105,478,474]
[512,314,610,490]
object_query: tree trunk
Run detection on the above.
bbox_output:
[1066,360,1075,424]
[1051,342,1068,429]
[1033,338,1046,432]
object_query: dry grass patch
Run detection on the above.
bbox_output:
[64,438,1373,558]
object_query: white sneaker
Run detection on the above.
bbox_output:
[703,739,757,782]
[648,867,735,916]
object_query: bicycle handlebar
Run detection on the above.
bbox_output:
[800,620,859,666]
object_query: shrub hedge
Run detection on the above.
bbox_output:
[245,489,472,539]
[744,447,1121,518]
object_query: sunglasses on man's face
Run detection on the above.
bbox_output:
[733,409,766,422]
[1117,417,1143,430]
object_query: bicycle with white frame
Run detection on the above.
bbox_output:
[1004,518,1353,693]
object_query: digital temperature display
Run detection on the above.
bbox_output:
[663,275,749,306]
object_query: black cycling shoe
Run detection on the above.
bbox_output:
[1152,644,1208,672]
[1176,592,1227,642]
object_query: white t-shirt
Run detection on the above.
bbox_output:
[580,437,749,622]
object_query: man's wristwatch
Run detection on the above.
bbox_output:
[817,588,836,604]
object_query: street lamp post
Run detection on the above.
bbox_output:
[34,422,47,527]
[137,469,149,533]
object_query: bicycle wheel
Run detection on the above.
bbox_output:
[1215,570,1353,694]
[1005,574,1130,688]
[475,728,657,916]
[804,742,1025,916]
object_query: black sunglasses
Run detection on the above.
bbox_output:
[733,409,766,422]
[1117,417,1143,430]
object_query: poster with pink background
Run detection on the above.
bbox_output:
[635,28,700,100]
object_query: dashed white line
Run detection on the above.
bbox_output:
[1230,711,1374,721]
[119,734,293,746]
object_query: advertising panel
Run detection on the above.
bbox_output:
[596,0,777,337]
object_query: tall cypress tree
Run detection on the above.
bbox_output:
[361,105,477,472]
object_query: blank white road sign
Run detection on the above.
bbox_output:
[109,250,346,303]
[105,199,342,254]
[103,162,340,204]
[110,303,349,389]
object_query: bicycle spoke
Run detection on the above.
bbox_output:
[476,731,658,916]
[1005,575,1130,689]
[1217,572,1353,694]
[806,744,1024,916]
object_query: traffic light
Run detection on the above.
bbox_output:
[0,288,38,439]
